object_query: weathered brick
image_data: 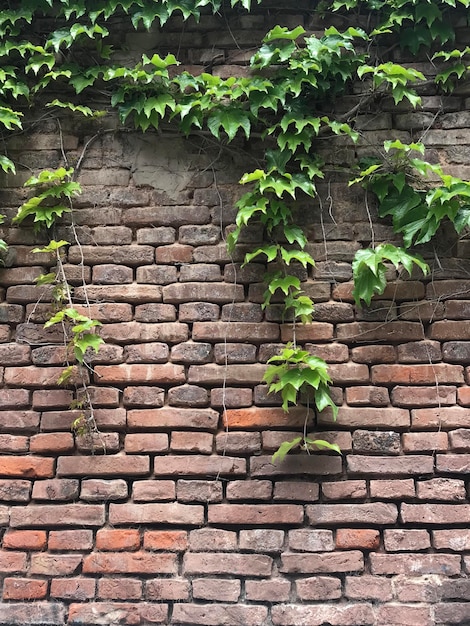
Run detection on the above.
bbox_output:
[393,385,456,407]
[145,578,189,601]
[3,530,47,551]
[192,577,240,602]
[168,384,209,407]
[179,302,220,321]
[0,456,54,479]
[412,407,470,429]
[154,455,245,477]
[417,477,466,501]
[251,454,342,477]
[434,603,470,625]
[0,389,30,409]
[375,605,433,625]
[322,480,367,500]
[436,453,470,473]
[30,433,75,455]
[296,576,342,600]
[430,320,470,340]
[176,479,220,503]
[32,479,79,501]
[50,577,96,600]
[134,303,176,323]
[67,602,168,625]
[397,340,442,363]
[442,341,470,363]
[123,386,164,407]
[346,385,389,406]
[80,479,128,502]
[345,575,393,601]
[96,529,140,552]
[433,529,470,550]
[336,528,380,550]
[337,321,424,343]
[288,529,334,552]
[239,529,284,552]
[183,552,272,576]
[370,553,461,575]
[163,282,244,303]
[384,529,431,552]
[171,431,213,454]
[0,435,29,453]
[370,479,415,499]
[57,455,149,477]
[211,387,253,408]
[92,264,133,284]
[280,551,364,574]
[172,604,267,626]
[109,503,204,525]
[273,481,320,501]
[306,503,398,525]
[100,321,188,344]
[208,504,303,525]
[5,366,84,387]
[348,454,433,475]
[214,342,257,364]
[74,284,163,303]
[69,245,154,266]
[318,407,410,428]
[94,363,185,384]
[10,504,105,528]
[124,343,169,363]
[143,530,187,552]
[352,344,396,363]
[83,551,176,575]
[402,432,448,452]
[3,578,48,600]
[124,433,169,453]
[372,364,464,385]
[0,602,66,625]
[128,407,219,430]
[170,342,212,363]
[48,530,93,551]
[353,430,401,454]
[32,389,72,409]
[132,480,175,502]
[245,578,291,602]
[30,554,82,576]
[402,503,470,524]
[449,428,470,450]
[271,604,374,626]
[0,479,31,502]
[98,578,142,600]
[189,529,237,552]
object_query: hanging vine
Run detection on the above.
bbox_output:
[1,0,470,457]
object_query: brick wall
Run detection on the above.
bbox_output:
[0,5,470,626]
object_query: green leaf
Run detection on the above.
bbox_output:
[263,25,305,42]
[0,155,15,174]
[272,437,303,463]
[32,240,69,253]
[207,107,251,142]
[304,438,341,454]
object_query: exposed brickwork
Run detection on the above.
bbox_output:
[0,4,470,625]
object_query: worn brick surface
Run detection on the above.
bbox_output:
[1,7,470,622]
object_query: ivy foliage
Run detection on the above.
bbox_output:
[1,0,470,458]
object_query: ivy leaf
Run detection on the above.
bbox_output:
[272,437,303,463]
[207,107,251,141]
[304,438,341,454]
[263,25,305,42]
[0,155,15,174]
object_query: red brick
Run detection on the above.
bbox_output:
[57,455,149,477]
[10,504,105,528]
[412,407,470,429]
[93,363,185,384]
[345,575,393,601]
[50,577,96,600]
[384,529,430,551]
[143,531,187,551]
[156,244,194,264]
[280,323,333,342]
[251,454,342,477]
[353,430,401,454]
[0,411,39,433]
[0,479,30,502]
[375,605,432,625]
[163,282,244,304]
[30,554,82,576]
[134,303,176,322]
[307,503,397,525]
[192,577,240,602]
[132,480,175,502]
[154,455,245,477]
[288,529,333,552]
[457,387,470,406]
[436,453,470,473]
[3,577,48,600]
[30,433,74,455]
[83,551,177,575]
[124,342,169,363]
[68,602,168,625]
[109,503,204,525]
[177,479,223,502]
[96,529,141,551]
[245,578,290,602]
[179,302,220,322]
[346,386,389,406]
[347,455,434,475]
[372,363,464,384]
[226,480,272,501]
[280,550,364,574]
[446,299,470,318]
[75,303,133,322]
[123,385,164,407]
[75,431,119,454]
[208,504,303,525]
[434,603,470,625]
[224,406,309,429]
[400,300,445,321]
[183,552,272,576]
[239,529,284,552]
[189,529,237,552]
[352,344,397,363]
[32,389,73,409]
[318,407,410,428]
[211,387,253,408]
[449,428,470,450]
[172,604,267,626]
[170,341,212,364]
[214,342,257,364]
[168,384,209,407]
[4,366,84,387]
[370,479,415,499]
[193,321,279,342]
[397,340,442,363]
[337,321,424,343]
[0,602,66,625]
[48,530,93,551]
[417,478,466,501]
[433,529,470,550]
[145,578,189,601]
[430,320,470,340]
[32,479,79,501]
[101,321,188,344]
[322,480,367,500]
[402,503,470,524]
[80,479,128,502]
[273,481,320,502]
[124,433,169,453]
[128,407,219,430]
[3,530,46,551]
[296,576,341,600]
[98,578,142,600]
[336,528,380,550]
[0,435,29,453]
[0,389,30,409]
[189,363,267,385]
[75,284,163,303]
[370,553,460,575]
[0,456,54,479]
[392,385,456,407]
[402,432,448,452]
[442,341,470,363]
[272,604,375,625]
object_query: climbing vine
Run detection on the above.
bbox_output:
[1,0,470,456]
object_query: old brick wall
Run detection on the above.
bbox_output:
[0,4,470,626]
